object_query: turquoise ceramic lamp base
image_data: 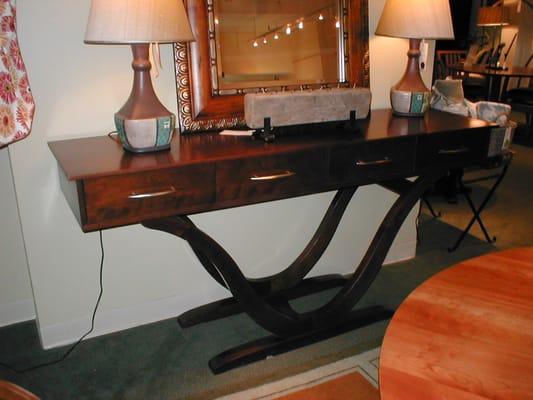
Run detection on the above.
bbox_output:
[114,113,175,153]
[390,89,430,117]
[115,44,176,153]
[390,39,430,118]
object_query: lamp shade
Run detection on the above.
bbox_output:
[477,6,510,26]
[375,0,454,40]
[85,0,195,44]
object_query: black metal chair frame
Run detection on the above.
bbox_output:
[448,151,513,252]
[422,152,513,252]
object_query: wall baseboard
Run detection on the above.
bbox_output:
[0,298,35,327]
[39,290,224,350]
[39,240,416,349]
[385,240,417,266]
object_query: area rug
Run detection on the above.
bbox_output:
[216,348,380,400]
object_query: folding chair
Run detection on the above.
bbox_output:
[448,151,513,252]
[428,79,515,251]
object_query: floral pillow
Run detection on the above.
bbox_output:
[0,0,34,149]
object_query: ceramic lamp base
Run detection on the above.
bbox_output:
[390,88,430,117]
[114,113,175,153]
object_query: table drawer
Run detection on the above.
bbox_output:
[216,149,328,203]
[83,164,215,229]
[330,137,416,185]
[416,129,490,169]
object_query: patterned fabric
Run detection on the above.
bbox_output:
[431,79,515,156]
[0,0,34,149]
[431,80,512,126]
[476,101,512,125]
[430,80,469,117]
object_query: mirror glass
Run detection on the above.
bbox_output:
[212,0,345,93]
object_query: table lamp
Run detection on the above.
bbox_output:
[375,0,454,117]
[85,0,195,153]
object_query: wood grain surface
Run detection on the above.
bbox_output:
[380,247,533,400]
[48,109,492,232]
[0,381,39,400]
[48,109,491,181]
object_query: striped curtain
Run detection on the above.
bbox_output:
[0,0,34,149]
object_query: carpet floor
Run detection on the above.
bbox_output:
[0,145,531,399]
[510,113,532,148]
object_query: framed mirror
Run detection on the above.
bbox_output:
[175,0,369,133]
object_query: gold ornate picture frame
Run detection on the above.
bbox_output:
[174,0,369,133]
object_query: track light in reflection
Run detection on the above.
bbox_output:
[253,40,258,48]
[286,25,292,35]
[318,14,324,21]
[298,21,304,29]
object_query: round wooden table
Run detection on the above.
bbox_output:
[449,63,533,101]
[380,248,533,399]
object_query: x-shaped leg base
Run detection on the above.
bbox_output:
[449,154,512,252]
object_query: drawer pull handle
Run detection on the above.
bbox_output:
[438,147,470,155]
[250,171,295,181]
[356,158,392,166]
[128,187,176,200]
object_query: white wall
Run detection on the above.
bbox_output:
[514,2,532,69]
[0,148,34,327]
[8,0,433,348]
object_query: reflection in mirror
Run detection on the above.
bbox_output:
[175,0,368,133]
[212,0,346,94]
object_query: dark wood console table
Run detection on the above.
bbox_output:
[49,109,492,373]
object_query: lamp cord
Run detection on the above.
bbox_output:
[107,131,119,143]
[0,230,105,374]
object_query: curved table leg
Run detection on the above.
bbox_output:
[310,170,444,323]
[151,187,358,328]
[142,169,444,372]
[143,216,313,337]
[181,187,358,293]
[143,187,360,337]
[257,186,358,292]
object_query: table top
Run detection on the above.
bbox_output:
[379,247,533,399]
[450,63,533,78]
[49,109,491,181]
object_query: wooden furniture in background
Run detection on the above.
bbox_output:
[449,63,533,101]
[380,247,533,399]
[434,50,467,80]
[49,109,492,373]
[434,50,489,100]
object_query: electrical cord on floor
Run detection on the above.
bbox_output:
[0,230,105,374]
